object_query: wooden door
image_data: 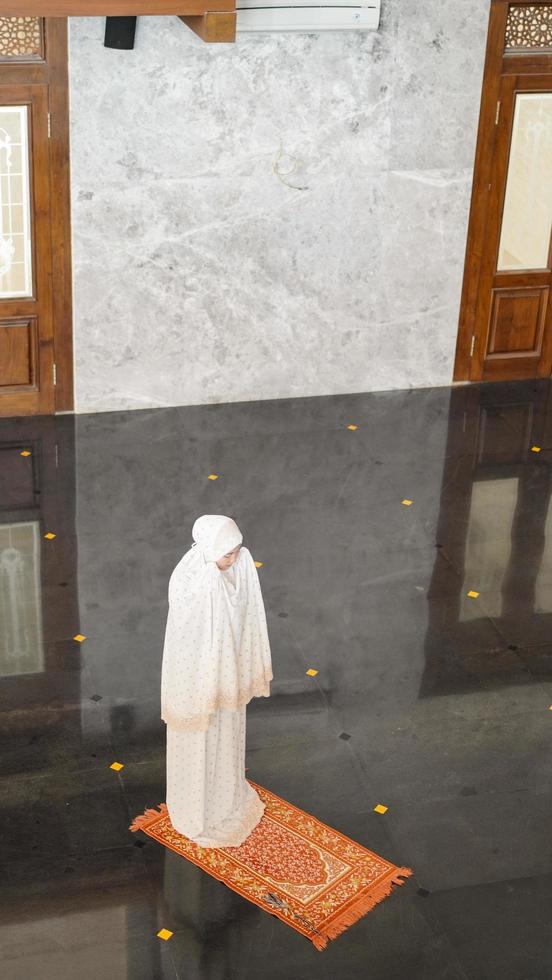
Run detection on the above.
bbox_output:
[454,0,552,384]
[0,19,72,417]
[0,84,54,414]
[473,73,552,380]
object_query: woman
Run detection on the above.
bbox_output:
[161,514,273,847]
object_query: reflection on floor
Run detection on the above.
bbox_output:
[1,379,552,980]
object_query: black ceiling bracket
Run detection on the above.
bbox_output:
[104,17,138,49]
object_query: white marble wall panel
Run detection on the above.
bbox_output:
[68,2,489,412]
[389,0,490,170]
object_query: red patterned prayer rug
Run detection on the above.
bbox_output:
[129,779,412,950]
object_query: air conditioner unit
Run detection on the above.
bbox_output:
[237,0,380,32]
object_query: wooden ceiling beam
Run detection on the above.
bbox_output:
[0,0,234,13]
[179,10,236,42]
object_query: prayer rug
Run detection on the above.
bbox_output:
[130,779,412,950]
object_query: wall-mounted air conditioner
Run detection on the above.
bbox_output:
[237,0,380,32]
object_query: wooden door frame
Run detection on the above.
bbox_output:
[47,19,73,412]
[453,0,552,382]
[45,18,73,412]
[0,18,73,413]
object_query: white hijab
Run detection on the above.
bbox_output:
[161,515,273,731]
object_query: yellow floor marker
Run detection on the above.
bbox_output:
[254,561,263,568]
[467,590,479,599]
[306,668,318,677]
[20,450,31,457]
[347,424,358,431]
[208,473,219,480]
[157,929,173,941]
[402,499,413,507]
[44,532,56,540]
[374,804,388,814]
[531,446,541,453]
[110,762,124,771]
[73,633,87,642]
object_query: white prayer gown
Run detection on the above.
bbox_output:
[161,528,272,848]
[166,703,264,848]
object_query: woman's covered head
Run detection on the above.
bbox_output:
[192,515,243,567]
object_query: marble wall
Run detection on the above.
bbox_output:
[68,1,490,413]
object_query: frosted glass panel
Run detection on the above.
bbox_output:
[0,105,33,297]
[497,93,552,272]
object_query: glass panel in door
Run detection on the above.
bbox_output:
[497,92,552,272]
[0,105,32,297]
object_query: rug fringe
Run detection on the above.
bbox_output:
[129,803,168,833]
[311,867,413,951]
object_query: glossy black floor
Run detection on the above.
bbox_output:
[1,379,552,980]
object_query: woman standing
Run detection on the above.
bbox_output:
[161,514,273,847]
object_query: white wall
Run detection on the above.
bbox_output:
[68,1,489,413]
